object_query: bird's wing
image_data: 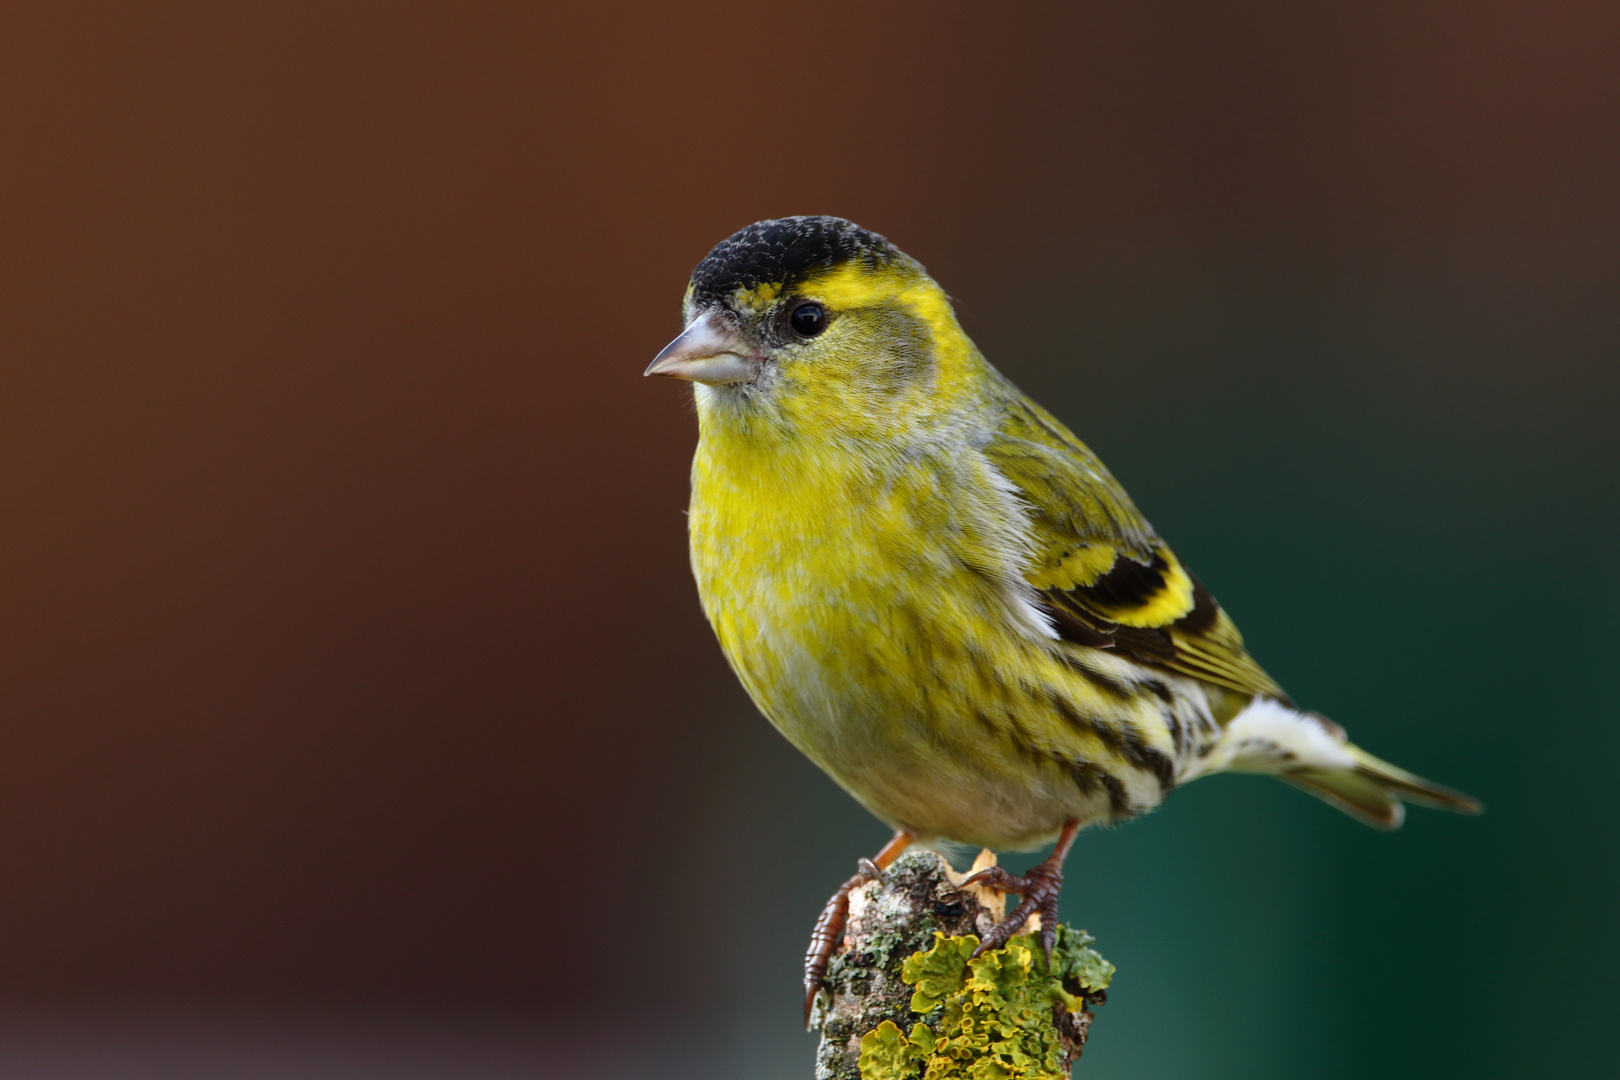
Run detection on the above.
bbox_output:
[984,395,1289,703]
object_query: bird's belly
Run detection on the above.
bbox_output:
[698,553,1175,849]
[742,614,1096,848]
[688,451,1198,849]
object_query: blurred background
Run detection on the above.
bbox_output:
[0,1,1615,1076]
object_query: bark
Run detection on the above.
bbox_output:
[809,850,1108,1080]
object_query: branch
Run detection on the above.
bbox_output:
[810,850,1113,1080]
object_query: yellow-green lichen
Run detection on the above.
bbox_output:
[857,927,1113,1080]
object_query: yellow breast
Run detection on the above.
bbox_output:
[684,389,1181,848]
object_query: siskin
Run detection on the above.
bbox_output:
[644,216,1480,1022]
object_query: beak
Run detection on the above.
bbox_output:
[644,312,757,385]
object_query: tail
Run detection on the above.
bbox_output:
[1280,745,1483,831]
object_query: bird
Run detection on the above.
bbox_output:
[643,215,1481,1024]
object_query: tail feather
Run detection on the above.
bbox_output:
[1280,768,1406,830]
[1217,697,1484,829]
[1281,746,1483,830]
[1346,746,1484,815]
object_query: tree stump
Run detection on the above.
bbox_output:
[809,849,1113,1080]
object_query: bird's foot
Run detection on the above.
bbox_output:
[960,860,1064,963]
[803,832,913,1027]
[801,860,883,1026]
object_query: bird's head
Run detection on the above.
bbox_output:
[645,217,985,442]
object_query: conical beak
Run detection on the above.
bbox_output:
[644,312,757,385]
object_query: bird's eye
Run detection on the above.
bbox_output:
[789,302,827,338]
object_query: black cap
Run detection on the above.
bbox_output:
[689,216,902,306]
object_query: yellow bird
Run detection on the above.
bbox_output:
[644,216,1480,1022]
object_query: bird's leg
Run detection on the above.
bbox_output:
[961,818,1081,963]
[803,829,913,1025]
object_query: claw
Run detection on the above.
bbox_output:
[802,868,870,1026]
[960,865,1017,890]
[970,875,1054,959]
[962,819,1081,961]
[802,831,913,1028]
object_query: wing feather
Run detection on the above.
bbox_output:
[985,395,1288,704]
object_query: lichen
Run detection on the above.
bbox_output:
[861,929,907,969]
[856,927,1112,1080]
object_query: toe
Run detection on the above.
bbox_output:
[960,866,1020,891]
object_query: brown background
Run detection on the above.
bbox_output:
[0,2,1616,1076]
